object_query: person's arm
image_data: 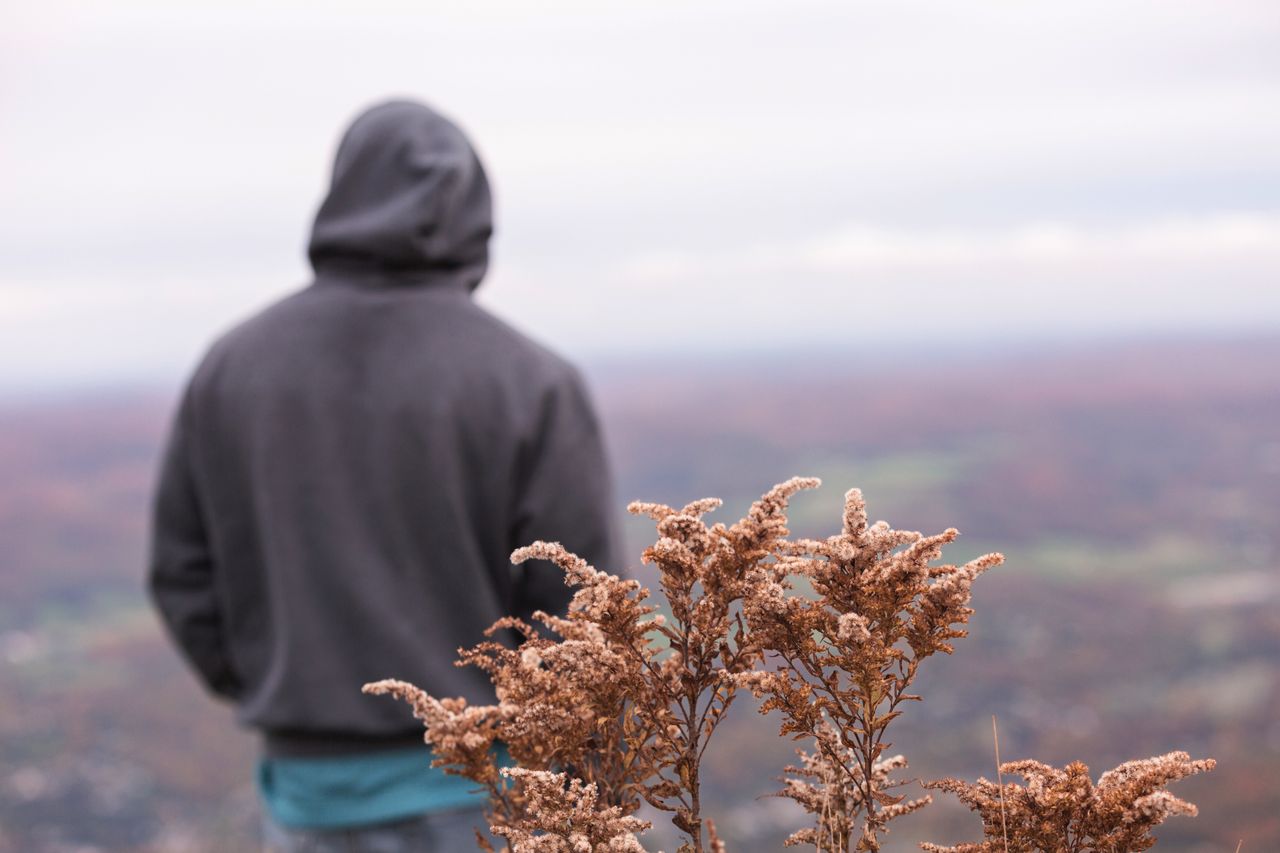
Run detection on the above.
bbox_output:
[147,397,242,700]
[509,368,622,622]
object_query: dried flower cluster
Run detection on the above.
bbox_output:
[621,477,822,848]
[738,488,1002,851]
[921,751,1216,852]
[365,539,658,830]
[364,479,1213,853]
[368,478,818,852]
[779,721,929,853]
[491,768,650,853]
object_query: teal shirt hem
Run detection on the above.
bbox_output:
[257,747,491,830]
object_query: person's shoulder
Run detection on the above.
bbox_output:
[187,286,315,384]
[465,303,585,390]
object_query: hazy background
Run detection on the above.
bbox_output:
[1,1,1277,850]
[4,0,1279,390]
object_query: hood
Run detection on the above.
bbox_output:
[308,100,493,289]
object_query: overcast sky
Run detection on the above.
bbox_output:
[2,0,1278,392]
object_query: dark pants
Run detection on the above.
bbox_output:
[262,806,493,852]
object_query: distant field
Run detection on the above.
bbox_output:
[2,336,1277,851]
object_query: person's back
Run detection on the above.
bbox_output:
[149,100,620,845]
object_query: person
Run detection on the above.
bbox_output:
[147,99,621,850]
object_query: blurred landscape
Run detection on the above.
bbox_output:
[1,335,1277,851]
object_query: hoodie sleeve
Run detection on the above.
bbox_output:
[147,397,242,700]
[509,368,622,622]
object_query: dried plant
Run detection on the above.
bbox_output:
[490,768,650,852]
[365,542,660,830]
[921,751,1216,852]
[364,479,1214,853]
[367,478,819,853]
[361,678,524,826]
[736,487,1002,851]
[779,720,929,852]
[621,476,821,850]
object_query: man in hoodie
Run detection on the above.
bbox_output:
[148,100,620,849]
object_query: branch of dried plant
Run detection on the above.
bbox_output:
[920,751,1216,852]
[368,478,820,853]
[738,487,1002,851]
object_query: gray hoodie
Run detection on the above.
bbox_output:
[148,101,620,757]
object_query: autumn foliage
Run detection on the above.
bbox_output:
[365,479,1212,852]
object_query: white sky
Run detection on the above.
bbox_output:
[2,0,1279,391]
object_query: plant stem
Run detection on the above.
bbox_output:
[686,688,705,852]
[992,714,1009,853]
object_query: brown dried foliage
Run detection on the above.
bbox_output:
[622,477,821,849]
[737,487,1002,851]
[364,479,1214,853]
[491,768,650,853]
[368,478,818,852]
[921,752,1216,852]
[779,720,929,853]
[365,538,659,831]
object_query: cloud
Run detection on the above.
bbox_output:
[2,0,1279,388]
[613,214,1280,283]
[476,213,1280,354]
